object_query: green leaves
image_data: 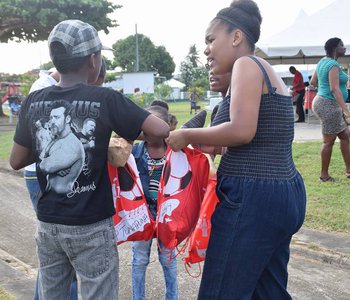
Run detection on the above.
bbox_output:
[0,0,120,42]
[112,34,175,79]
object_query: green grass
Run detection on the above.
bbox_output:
[168,101,211,127]
[293,142,350,233]
[0,288,14,300]
[0,130,14,160]
[1,103,350,234]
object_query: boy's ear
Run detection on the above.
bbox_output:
[87,53,96,69]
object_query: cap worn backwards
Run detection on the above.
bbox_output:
[48,19,108,58]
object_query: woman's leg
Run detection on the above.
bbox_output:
[252,236,293,300]
[198,175,306,300]
[320,134,337,179]
[337,128,350,173]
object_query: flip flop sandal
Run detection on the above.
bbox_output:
[319,176,335,182]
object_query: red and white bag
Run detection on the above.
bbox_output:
[184,177,219,265]
[156,147,209,250]
[108,154,155,245]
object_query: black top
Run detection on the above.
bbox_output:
[213,56,297,180]
[14,84,150,225]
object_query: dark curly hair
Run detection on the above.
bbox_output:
[215,0,262,51]
[324,37,341,57]
[146,105,169,124]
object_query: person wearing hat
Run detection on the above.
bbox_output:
[10,19,169,299]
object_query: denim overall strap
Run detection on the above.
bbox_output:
[248,55,276,95]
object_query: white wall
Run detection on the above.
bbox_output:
[103,72,155,94]
[170,88,181,100]
[123,72,155,94]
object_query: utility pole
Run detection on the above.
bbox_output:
[135,24,139,72]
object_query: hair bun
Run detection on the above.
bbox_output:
[230,0,262,24]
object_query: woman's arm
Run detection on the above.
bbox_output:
[329,66,350,117]
[310,71,318,87]
[167,57,262,151]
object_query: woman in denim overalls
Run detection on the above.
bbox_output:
[167,0,306,299]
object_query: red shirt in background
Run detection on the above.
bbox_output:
[292,71,305,92]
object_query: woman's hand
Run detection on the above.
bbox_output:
[343,111,350,124]
[166,129,189,151]
[192,144,221,155]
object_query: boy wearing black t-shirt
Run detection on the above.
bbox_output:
[10,20,169,299]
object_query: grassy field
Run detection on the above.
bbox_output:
[0,288,14,300]
[1,101,349,234]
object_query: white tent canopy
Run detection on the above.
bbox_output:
[255,0,350,66]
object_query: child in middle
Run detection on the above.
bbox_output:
[131,105,178,300]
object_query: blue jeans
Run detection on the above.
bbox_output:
[34,274,78,300]
[24,170,41,212]
[198,173,306,300]
[25,170,78,300]
[132,239,178,300]
[36,217,119,300]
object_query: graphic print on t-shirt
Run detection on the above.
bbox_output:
[31,99,100,195]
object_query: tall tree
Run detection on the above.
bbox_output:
[0,0,120,42]
[186,45,201,68]
[112,34,175,79]
[179,60,194,91]
[179,45,208,91]
[153,46,176,79]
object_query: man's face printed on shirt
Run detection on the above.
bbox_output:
[49,107,69,137]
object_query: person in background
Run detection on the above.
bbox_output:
[190,88,200,114]
[168,113,178,131]
[24,68,79,300]
[150,99,179,131]
[24,68,60,211]
[289,66,306,122]
[208,71,232,161]
[131,105,178,300]
[166,0,306,298]
[209,71,231,126]
[10,19,169,299]
[150,99,169,111]
[310,37,350,182]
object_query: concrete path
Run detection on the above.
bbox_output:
[0,169,349,299]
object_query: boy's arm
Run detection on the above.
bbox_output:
[141,114,169,143]
[10,142,35,170]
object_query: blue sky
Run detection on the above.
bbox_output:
[0,0,334,74]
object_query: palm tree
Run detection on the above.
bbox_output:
[186,45,201,68]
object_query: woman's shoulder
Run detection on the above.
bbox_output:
[233,56,265,76]
[318,57,338,67]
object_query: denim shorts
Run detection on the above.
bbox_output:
[36,217,119,299]
[198,172,306,300]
